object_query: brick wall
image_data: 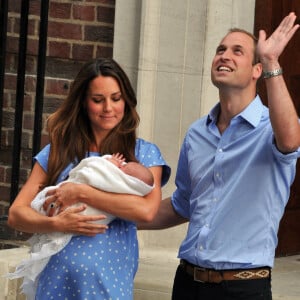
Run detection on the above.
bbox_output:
[0,0,115,245]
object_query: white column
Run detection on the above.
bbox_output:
[114,1,256,298]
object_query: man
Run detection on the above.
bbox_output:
[139,12,300,300]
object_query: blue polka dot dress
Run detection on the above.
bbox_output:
[33,139,170,300]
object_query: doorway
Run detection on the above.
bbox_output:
[254,0,300,256]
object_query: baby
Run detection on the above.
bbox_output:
[45,153,154,219]
[7,153,154,297]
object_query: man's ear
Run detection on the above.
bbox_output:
[253,62,263,80]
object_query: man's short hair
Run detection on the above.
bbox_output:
[227,28,260,65]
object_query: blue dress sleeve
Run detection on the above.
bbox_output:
[33,144,51,172]
[135,138,171,186]
[33,144,75,184]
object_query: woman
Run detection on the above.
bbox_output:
[8,58,170,299]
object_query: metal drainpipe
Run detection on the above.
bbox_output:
[10,0,29,204]
[0,0,8,148]
[32,0,49,159]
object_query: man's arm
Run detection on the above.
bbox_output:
[137,197,188,230]
[258,12,300,153]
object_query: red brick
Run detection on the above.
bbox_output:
[96,45,113,58]
[19,166,31,184]
[45,58,83,79]
[27,38,39,55]
[6,36,19,53]
[85,25,113,43]
[0,147,12,164]
[5,129,14,146]
[4,74,17,90]
[49,2,71,19]
[21,149,34,169]
[2,92,11,108]
[97,6,115,24]
[25,56,38,74]
[1,131,7,146]
[0,167,5,182]
[27,19,37,36]
[25,76,37,93]
[7,36,38,57]
[8,0,21,13]
[5,53,18,73]
[48,21,82,40]
[49,41,71,59]
[86,0,115,5]
[0,187,10,203]
[7,17,14,34]
[41,134,50,149]
[23,113,34,131]
[46,78,70,96]
[2,111,15,128]
[72,44,94,60]
[43,97,65,114]
[29,0,41,16]
[23,94,34,111]
[73,4,96,22]
[12,16,20,34]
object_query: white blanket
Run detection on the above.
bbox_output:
[7,155,153,300]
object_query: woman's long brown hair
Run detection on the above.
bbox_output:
[46,58,140,185]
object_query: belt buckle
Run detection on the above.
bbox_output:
[193,266,207,283]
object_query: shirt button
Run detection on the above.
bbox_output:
[218,148,223,152]
[199,245,203,250]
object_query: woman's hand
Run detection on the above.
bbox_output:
[52,205,108,236]
[43,182,81,214]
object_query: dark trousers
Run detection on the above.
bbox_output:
[172,265,272,300]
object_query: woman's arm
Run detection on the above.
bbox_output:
[43,166,164,223]
[7,162,107,235]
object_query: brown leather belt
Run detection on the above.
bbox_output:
[180,259,270,283]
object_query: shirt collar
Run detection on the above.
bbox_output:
[207,95,264,128]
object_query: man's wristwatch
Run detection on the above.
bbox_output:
[262,68,283,79]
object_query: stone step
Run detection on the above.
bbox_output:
[0,247,28,300]
[134,249,178,300]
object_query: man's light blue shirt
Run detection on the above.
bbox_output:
[172,96,300,269]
